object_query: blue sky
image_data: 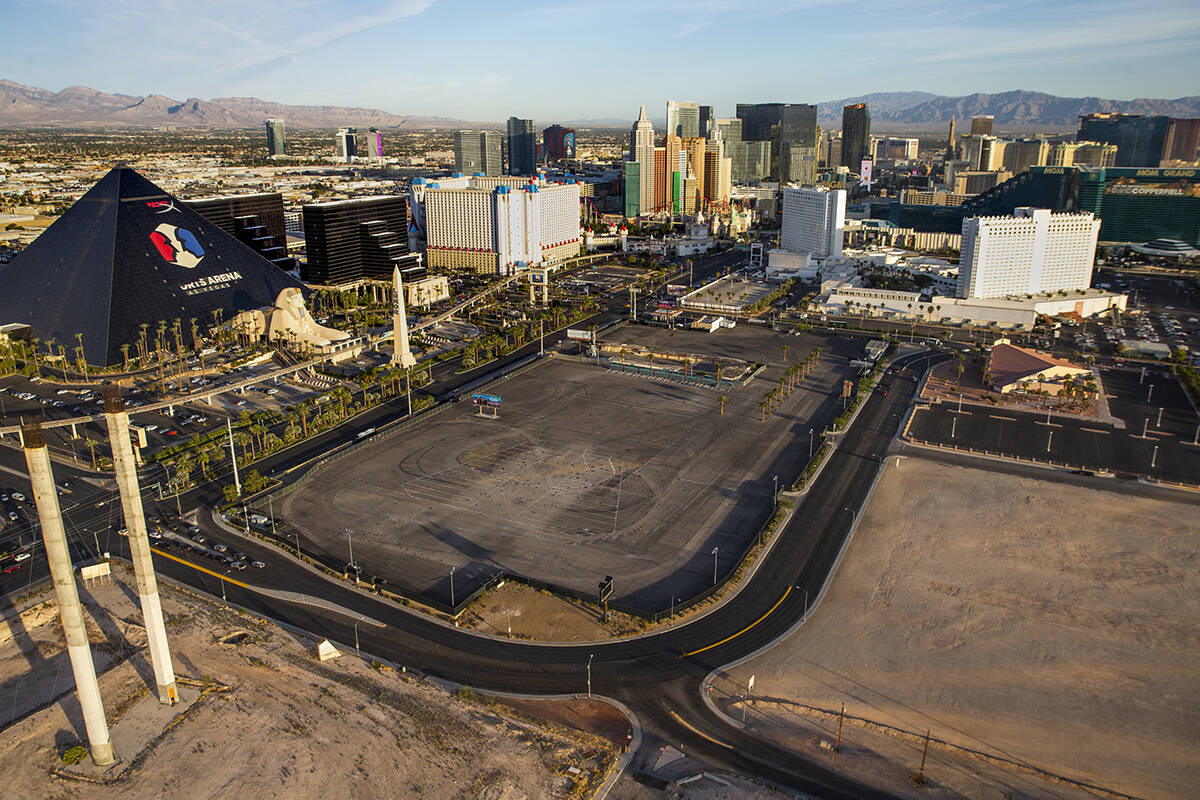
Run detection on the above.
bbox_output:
[5,0,1200,121]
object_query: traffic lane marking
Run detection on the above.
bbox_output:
[153,546,250,588]
[669,710,733,750]
[681,587,790,658]
[153,547,388,627]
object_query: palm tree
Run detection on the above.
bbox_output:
[197,447,212,479]
[120,343,131,372]
[719,395,727,416]
[234,430,252,462]
[714,360,723,384]
[74,333,89,382]
[782,344,790,364]
[759,398,768,422]
[84,438,100,469]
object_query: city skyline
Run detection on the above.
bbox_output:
[5,0,1200,120]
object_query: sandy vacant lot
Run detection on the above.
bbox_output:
[718,457,1200,800]
[0,564,617,800]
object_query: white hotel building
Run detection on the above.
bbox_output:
[957,207,1101,299]
[780,186,846,260]
[409,175,580,274]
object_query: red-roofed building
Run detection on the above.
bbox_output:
[986,340,1092,394]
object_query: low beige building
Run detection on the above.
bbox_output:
[987,340,1092,394]
[404,275,450,309]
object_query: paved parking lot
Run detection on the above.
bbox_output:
[907,365,1200,485]
[281,326,862,611]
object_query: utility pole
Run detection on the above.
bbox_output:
[227,418,241,496]
[917,729,931,783]
[835,702,845,753]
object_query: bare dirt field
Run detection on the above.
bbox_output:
[282,326,860,612]
[0,564,618,800]
[714,456,1200,800]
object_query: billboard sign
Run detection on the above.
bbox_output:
[860,159,873,189]
[566,329,592,341]
[472,393,502,407]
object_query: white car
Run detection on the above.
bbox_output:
[11,492,25,502]
[12,552,30,562]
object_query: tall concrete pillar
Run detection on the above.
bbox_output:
[22,422,116,766]
[102,389,177,704]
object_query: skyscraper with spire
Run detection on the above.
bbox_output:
[630,106,656,215]
[946,117,958,160]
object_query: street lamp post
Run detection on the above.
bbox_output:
[845,507,856,529]
[346,528,359,585]
[809,428,814,459]
[711,546,719,586]
[354,622,360,656]
[587,653,594,698]
[772,474,778,503]
[449,566,456,608]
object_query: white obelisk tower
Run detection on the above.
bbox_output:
[392,265,417,368]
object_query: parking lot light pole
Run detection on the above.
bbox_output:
[1147,385,1154,404]
[1194,424,1199,446]
[1047,429,1054,452]
[449,566,456,608]
[587,653,594,698]
[711,546,719,585]
[1157,407,1164,428]
[809,428,814,459]
[346,528,358,586]
[773,474,778,503]
[1151,445,1158,470]
[951,417,957,439]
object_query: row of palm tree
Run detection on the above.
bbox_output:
[759,348,821,422]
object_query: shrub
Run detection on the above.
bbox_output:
[60,745,88,765]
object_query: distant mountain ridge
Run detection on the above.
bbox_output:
[0,80,473,129]
[816,90,1200,130]
[2,80,1199,131]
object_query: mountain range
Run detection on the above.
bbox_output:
[2,80,1199,131]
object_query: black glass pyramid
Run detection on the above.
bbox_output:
[0,166,304,365]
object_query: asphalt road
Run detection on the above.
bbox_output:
[69,349,932,797]
[2,249,950,796]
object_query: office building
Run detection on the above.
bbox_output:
[1002,138,1049,173]
[1048,141,1117,167]
[454,130,503,176]
[630,106,656,215]
[623,161,641,217]
[265,119,286,156]
[841,103,871,171]
[962,135,1006,171]
[420,176,580,274]
[736,102,819,183]
[367,128,383,159]
[506,117,538,176]
[970,115,994,136]
[699,105,714,138]
[542,125,576,161]
[666,101,701,138]
[781,186,846,259]
[1078,113,1200,167]
[336,128,358,162]
[877,165,1200,247]
[874,137,920,162]
[958,207,1100,299]
[185,192,292,271]
[952,170,1012,195]
[302,196,422,285]
[821,129,842,169]
[0,166,302,365]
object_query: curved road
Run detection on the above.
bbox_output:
[2,331,940,796]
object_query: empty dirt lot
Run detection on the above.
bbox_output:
[717,456,1200,800]
[282,327,860,611]
[0,564,618,799]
